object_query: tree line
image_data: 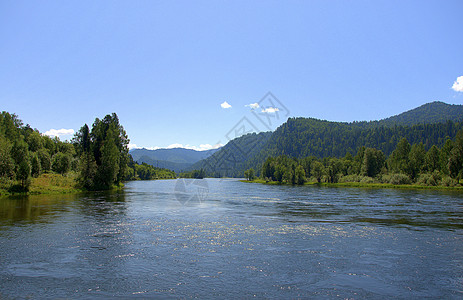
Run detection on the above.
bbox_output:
[253,129,463,187]
[0,111,175,193]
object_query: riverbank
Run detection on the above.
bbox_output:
[241,179,463,191]
[0,173,83,196]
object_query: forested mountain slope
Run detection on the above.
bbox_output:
[191,132,272,177]
[195,101,463,177]
[377,101,463,127]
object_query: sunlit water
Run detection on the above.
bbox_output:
[0,179,462,299]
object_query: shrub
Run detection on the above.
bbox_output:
[440,176,458,187]
[360,176,375,184]
[417,171,441,186]
[381,173,411,185]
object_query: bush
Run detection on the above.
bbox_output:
[417,171,441,186]
[381,173,411,185]
[52,152,71,174]
[440,176,458,187]
[360,176,375,184]
[339,174,375,183]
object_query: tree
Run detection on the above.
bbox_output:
[11,139,29,166]
[52,152,71,174]
[244,168,255,181]
[26,131,43,152]
[425,145,440,172]
[408,143,426,180]
[311,161,325,183]
[448,130,463,180]
[0,136,15,179]
[388,138,411,173]
[95,126,120,189]
[295,165,306,185]
[361,148,385,178]
[262,157,275,181]
[274,164,285,183]
[17,159,31,190]
[30,152,41,177]
[326,158,343,183]
[37,148,51,172]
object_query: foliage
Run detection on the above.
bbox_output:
[179,168,205,179]
[73,113,130,190]
[52,152,71,174]
[244,168,255,181]
[260,130,463,187]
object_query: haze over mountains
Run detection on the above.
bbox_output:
[129,147,219,173]
[132,101,463,177]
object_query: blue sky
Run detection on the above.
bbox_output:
[1,0,462,150]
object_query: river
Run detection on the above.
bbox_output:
[0,179,462,298]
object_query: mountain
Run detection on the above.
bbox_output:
[129,147,219,173]
[194,101,463,177]
[130,147,219,164]
[377,101,463,127]
[134,156,192,173]
[191,131,272,177]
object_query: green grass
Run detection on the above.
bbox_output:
[242,179,463,191]
[0,173,83,196]
[28,172,82,195]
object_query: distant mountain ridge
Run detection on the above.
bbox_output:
[129,147,219,173]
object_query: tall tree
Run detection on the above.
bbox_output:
[361,148,385,178]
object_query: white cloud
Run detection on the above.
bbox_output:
[128,143,139,150]
[44,128,75,138]
[452,76,463,92]
[245,103,259,109]
[261,107,279,113]
[221,101,232,109]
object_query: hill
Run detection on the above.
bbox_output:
[129,147,219,173]
[191,132,272,177]
[377,101,463,126]
[194,101,463,177]
[130,147,218,164]
[134,156,192,173]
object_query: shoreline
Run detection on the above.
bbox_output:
[240,179,463,191]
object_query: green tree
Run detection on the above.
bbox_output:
[388,138,411,173]
[244,168,255,181]
[26,131,43,152]
[448,130,463,180]
[361,148,385,178]
[440,139,454,175]
[274,164,285,183]
[311,160,325,183]
[295,165,306,185]
[425,145,440,172]
[37,148,51,172]
[11,139,29,166]
[262,157,275,181]
[30,152,41,177]
[326,158,343,183]
[17,159,31,190]
[52,152,71,174]
[95,126,120,188]
[0,136,15,178]
[408,143,426,180]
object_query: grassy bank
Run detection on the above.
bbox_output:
[0,173,83,196]
[241,179,463,191]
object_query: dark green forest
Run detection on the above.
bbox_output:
[255,130,463,186]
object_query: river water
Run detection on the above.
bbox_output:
[0,179,462,299]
